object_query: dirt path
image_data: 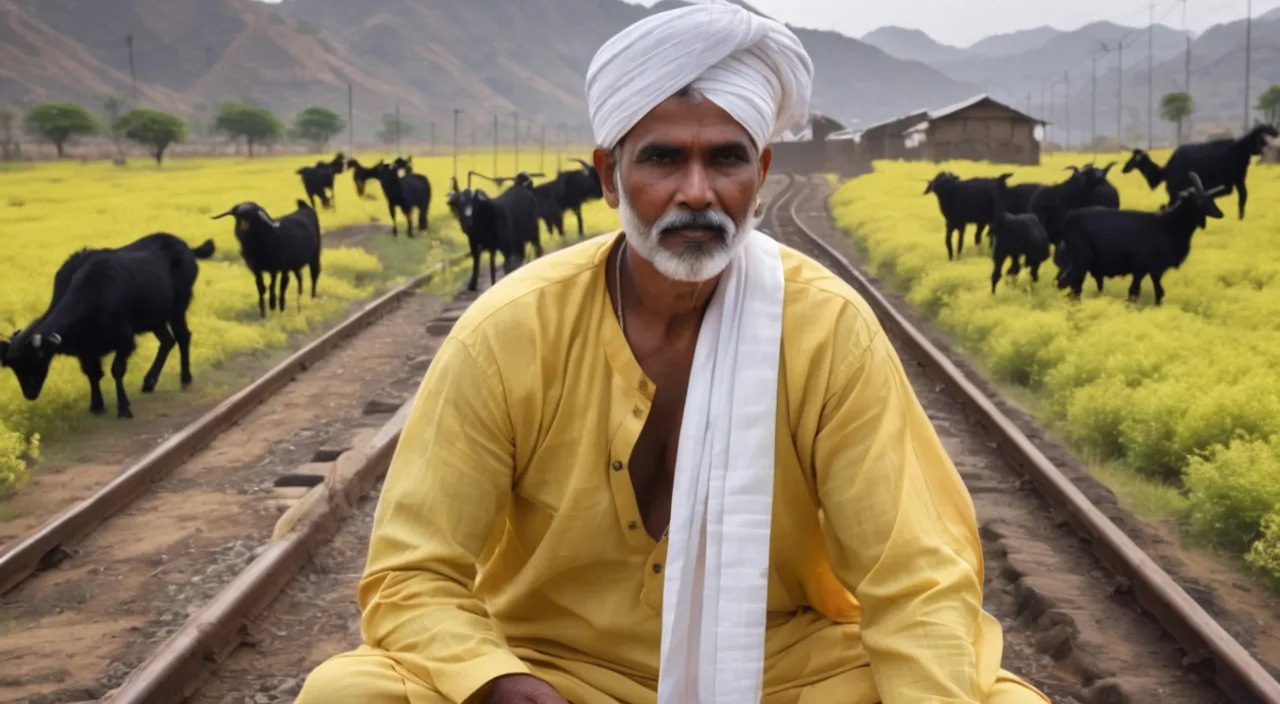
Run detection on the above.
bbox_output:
[0,290,448,704]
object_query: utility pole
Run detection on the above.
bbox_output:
[1064,70,1071,149]
[1148,0,1155,149]
[394,102,401,154]
[1244,0,1254,133]
[513,111,520,172]
[492,113,499,177]
[1118,41,1125,145]
[1183,0,1192,140]
[347,83,354,149]
[1092,46,1103,158]
[452,108,464,181]
[1040,83,1047,141]
[430,121,436,156]
[540,124,547,173]
[125,35,138,98]
[1026,92,1032,116]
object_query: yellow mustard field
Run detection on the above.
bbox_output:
[830,151,1280,581]
[0,150,619,495]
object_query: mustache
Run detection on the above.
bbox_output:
[652,208,736,236]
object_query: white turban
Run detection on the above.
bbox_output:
[584,0,814,151]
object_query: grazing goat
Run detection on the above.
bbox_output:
[449,176,543,291]
[1026,166,1107,246]
[373,159,431,237]
[0,233,215,418]
[1080,162,1121,208]
[1122,148,1166,190]
[296,152,346,210]
[1159,123,1277,219]
[1054,172,1226,305]
[924,171,1010,259]
[534,159,604,237]
[989,211,1050,294]
[345,157,383,199]
[212,200,322,317]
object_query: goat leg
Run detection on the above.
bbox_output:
[574,206,585,237]
[1151,272,1166,306]
[255,271,268,318]
[294,271,305,309]
[1237,181,1248,219]
[172,319,193,387]
[112,347,134,419]
[142,326,176,393]
[79,355,106,415]
[279,271,290,313]
[469,247,481,292]
[1127,273,1145,304]
[269,271,279,311]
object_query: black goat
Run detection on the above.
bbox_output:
[1159,123,1277,219]
[1121,148,1166,190]
[373,159,431,237]
[924,171,1010,259]
[212,200,322,317]
[1080,162,1121,208]
[449,177,542,291]
[989,212,1050,294]
[296,152,346,210]
[536,159,604,237]
[1026,166,1107,246]
[1054,172,1226,305]
[0,233,215,418]
[345,157,383,200]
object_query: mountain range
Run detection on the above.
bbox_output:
[862,10,1280,143]
[0,0,1273,148]
[0,0,980,144]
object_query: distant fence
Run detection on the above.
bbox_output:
[768,139,871,179]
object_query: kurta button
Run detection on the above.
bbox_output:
[611,460,623,471]
[652,563,663,574]
[628,521,638,530]
[632,406,643,418]
[639,380,648,391]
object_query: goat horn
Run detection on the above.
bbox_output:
[47,333,61,345]
[1189,172,1205,195]
[210,209,236,220]
[1064,165,1080,174]
[31,334,41,348]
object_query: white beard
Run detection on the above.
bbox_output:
[615,173,762,283]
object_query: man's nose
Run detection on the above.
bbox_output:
[674,163,714,211]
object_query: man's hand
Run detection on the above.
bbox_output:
[479,674,570,703]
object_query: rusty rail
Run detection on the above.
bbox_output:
[779,173,1280,704]
[106,400,416,704]
[0,255,467,596]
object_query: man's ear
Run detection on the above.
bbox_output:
[758,146,773,184]
[594,146,621,209]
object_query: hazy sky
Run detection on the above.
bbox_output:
[626,0,1280,47]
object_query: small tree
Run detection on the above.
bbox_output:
[23,102,100,158]
[1160,91,1196,146]
[292,106,346,151]
[116,108,189,165]
[376,113,416,146]
[0,108,17,161]
[1255,85,1280,126]
[213,100,283,157]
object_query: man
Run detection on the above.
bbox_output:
[296,2,1051,703]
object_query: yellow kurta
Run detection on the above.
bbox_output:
[296,233,1050,704]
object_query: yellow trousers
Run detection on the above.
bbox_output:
[295,645,1050,704]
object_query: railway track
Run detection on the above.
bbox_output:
[769,174,1280,704]
[0,257,478,704]
[6,177,1279,704]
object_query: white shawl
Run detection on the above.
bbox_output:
[658,229,786,703]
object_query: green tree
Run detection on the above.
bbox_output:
[212,100,283,157]
[292,106,347,150]
[1160,91,1196,146]
[102,95,129,163]
[0,108,17,161]
[1255,84,1280,126]
[116,108,188,165]
[376,113,416,146]
[23,102,100,158]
